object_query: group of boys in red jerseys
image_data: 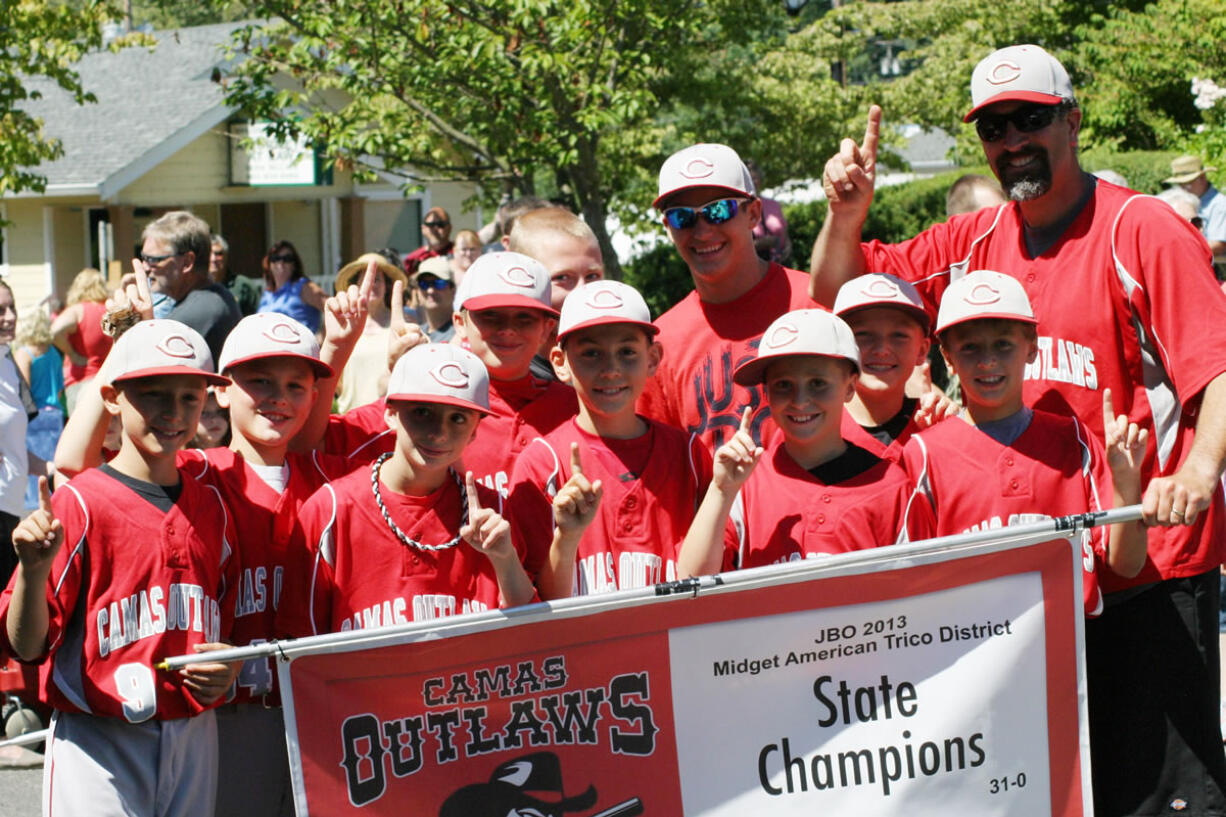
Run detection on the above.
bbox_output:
[2,41,1225,817]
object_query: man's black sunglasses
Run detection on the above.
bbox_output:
[974,104,1064,143]
[423,219,449,228]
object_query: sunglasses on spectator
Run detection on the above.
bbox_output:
[423,219,449,228]
[417,277,452,291]
[1191,216,1205,230]
[974,104,1064,143]
[269,254,295,263]
[139,251,184,266]
[662,198,746,230]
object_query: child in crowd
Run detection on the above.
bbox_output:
[507,281,711,599]
[2,320,239,816]
[833,274,955,461]
[679,310,932,577]
[192,387,230,449]
[319,252,577,506]
[278,343,536,638]
[902,270,1148,616]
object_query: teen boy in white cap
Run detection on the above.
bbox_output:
[833,273,954,461]
[903,270,1148,619]
[678,309,931,578]
[639,143,817,454]
[810,44,1226,815]
[506,281,712,599]
[278,344,536,638]
[2,319,240,817]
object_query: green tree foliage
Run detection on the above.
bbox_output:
[0,0,123,195]
[215,0,804,277]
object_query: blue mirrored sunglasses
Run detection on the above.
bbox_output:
[663,198,745,230]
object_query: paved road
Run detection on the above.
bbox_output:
[0,765,42,816]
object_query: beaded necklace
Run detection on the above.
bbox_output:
[369,452,467,551]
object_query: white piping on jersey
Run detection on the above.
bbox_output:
[1110,195,1181,470]
[348,428,394,461]
[532,437,562,499]
[686,433,701,513]
[200,483,233,569]
[909,435,936,511]
[730,489,747,569]
[50,484,94,714]
[912,203,1008,289]
[309,449,331,482]
[309,484,340,636]
[1071,414,1107,617]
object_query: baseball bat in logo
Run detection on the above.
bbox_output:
[765,323,800,350]
[986,60,1022,86]
[497,266,537,289]
[156,335,197,359]
[861,278,902,299]
[964,283,1003,305]
[680,157,716,180]
[431,361,470,389]
[585,288,625,310]
[263,320,302,344]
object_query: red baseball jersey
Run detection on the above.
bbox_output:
[861,181,1226,590]
[637,263,819,453]
[506,418,713,593]
[179,447,346,703]
[902,411,1110,617]
[725,439,933,570]
[278,466,519,638]
[323,398,393,464]
[0,468,238,722]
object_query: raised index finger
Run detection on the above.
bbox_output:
[359,260,376,303]
[134,265,152,305]
[569,442,584,477]
[862,105,882,173]
[738,406,753,435]
[465,471,482,512]
[390,280,406,329]
[1101,387,1115,430]
[37,476,53,515]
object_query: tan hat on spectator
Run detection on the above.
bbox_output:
[334,252,407,293]
[1165,155,1216,185]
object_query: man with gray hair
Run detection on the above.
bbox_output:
[139,211,240,361]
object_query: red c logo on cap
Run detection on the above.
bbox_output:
[861,278,902,298]
[262,321,302,344]
[156,335,196,359]
[987,60,1022,86]
[585,288,624,310]
[497,265,536,288]
[964,283,1003,305]
[430,361,470,389]
[680,157,716,180]
[765,323,800,349]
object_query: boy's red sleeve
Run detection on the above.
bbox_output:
[505,440,561,578]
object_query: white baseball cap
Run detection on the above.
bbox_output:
[833,273,931,331]
[104,319,230,387]
[733,309,860,386]
[217,313,334,378]
[454,251,557,317]
[964,44,1075,122]
[653,143,756,209]
[936,270,1038,334]
[556,281,657,343]
[385,343,493,415]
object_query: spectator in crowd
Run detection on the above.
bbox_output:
[138,211,241,364]
[209,234,261,316]
[1165,154,1226,259]
[333,251,406,413]
[404,206,454,275]
[808,44,1226,817]
[50,268,113,414]
[747,159,793,265]
[414,255,457,343]
[1092,169,1130,188]
[257,239,326,334]
[14,306,63,510]
[0,278,30,587]
[450,229,483,284]
[479,196,550,252]
[944,173,1008,217]
[1158,186,1207,227]
[638,143,815,453]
